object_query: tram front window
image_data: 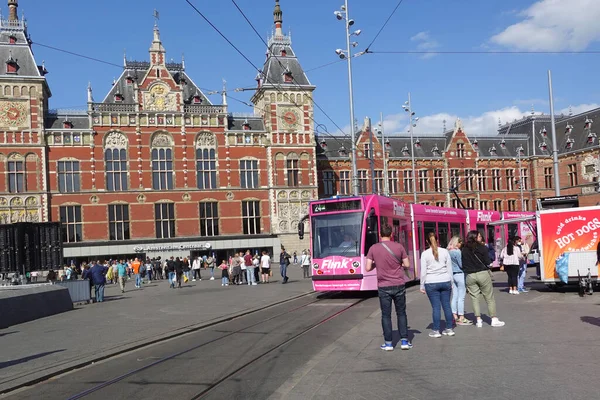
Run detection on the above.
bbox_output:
[312,212,363,259]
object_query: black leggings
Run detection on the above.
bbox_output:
[505,264,519,288]
[193,269,202,280]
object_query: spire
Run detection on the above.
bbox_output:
[149,17,166,66]
[87,82,94,103]
[273,0,283,37]
[8,0,17,21]
[222,79,227,106]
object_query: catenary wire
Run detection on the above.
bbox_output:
[368,50,600,54]
[31,41,124,69]
[363,0,405,53]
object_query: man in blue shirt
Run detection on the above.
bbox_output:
[89,261,108,302]
[117,260,127,293]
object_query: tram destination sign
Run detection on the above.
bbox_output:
[312,200,362,213]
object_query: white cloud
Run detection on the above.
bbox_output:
[559,103,600,115]
[491,0,600,51]
[410,31,440,59]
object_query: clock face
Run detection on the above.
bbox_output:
[281,108,300,129]
[0,101,28,128]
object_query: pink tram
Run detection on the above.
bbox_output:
[299,195,520,292]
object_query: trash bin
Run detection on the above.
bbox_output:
[55,279,92,303]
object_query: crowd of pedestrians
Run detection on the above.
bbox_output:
[368,225,507,351]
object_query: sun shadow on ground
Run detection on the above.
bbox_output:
[0,349,66,369]
[581,316,600,327]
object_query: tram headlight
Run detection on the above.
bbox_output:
[317,270,323,275]
[313,263,319,270]
[352,261,360,268]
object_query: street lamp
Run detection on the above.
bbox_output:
[334,1,361,196]
[375,113,389,196]
[516,145,525,210]
[402,93,418,203]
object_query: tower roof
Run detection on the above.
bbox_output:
[257,1,312,89]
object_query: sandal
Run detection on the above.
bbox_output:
[456,317,473,326]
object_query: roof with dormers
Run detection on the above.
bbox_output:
[0,15,46,78]
[227,115,265,131]
[45,111,90,130]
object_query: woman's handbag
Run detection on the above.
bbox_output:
[472,249,494,279]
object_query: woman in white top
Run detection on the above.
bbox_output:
[260,251,271,283]
[499,237,522,295]
[420,232,455,338]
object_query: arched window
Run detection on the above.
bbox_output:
[104,132,128,191]
[195,132,217,189]
[7,153,25,193]
[286,153,299,187]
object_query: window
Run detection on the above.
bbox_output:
[199,202,219,237]
[108,204,130,241]
[477,170,487,191]
[358,170,368,194]
[544,167,553,189]
[155,203,175,238]
[57,161,81,193]
[151,148,174,190]
[523,199,530,211]
[520,168,528,190]
[286,158,299,187]
[339,171,350,195]
[456,142,465,158]
[240,159,259,189]
[403,170,413,193]
[435,201,445,207]
[323,171,335,196]
[493,200,502,212]
[450,169,460,190]
[479,200,488,210]
[568,163,578,186]
[508,199,517,211]
[388,170,398,194]
[105,149,128,191]
[363,143,372,159]
[7,160,25,193]
[434,170,443,192]
[418,170,429,192]
[492,169,501,191]
[464,169,475,191]
[420,201,430,206]
[505,169,514,191]
[374,170,384,194]
[60,205,82,243]
[466,198,475,209]
[196,148,217,189]
[451,199,459,208]
[242,200,261,235]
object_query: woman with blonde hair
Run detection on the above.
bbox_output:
[420,232,455,338]
[448,236,472,326]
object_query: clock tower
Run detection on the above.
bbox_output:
[251,0,318,252]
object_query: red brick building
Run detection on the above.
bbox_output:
[0,0,318,262]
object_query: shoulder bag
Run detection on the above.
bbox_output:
[471,247,494,279]
[380,242,411,278]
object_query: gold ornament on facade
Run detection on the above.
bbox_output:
[226,191,234,201]
[89,195,99,204]
[137,194,147,203]
[182,193,192,202]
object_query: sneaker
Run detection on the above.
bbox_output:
[519,288,529,293]
[476,319,483,328]
[192,279,196,282]
[442,329,456,336]
[210,277,215,280]
[400,339,413,350]
[225,283,229,286]
[491,317,505,327]
[221,283,224,286]
[429,330,442,338]
[509,289,515,294]
[380,343,394,351]
[252,282,257,285]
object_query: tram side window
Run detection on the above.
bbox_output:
[487,225,495,245]
[450,222,461,239]
[476,224,486,242]
[508,223,518,239]
[365,210,379,255]
[417,221,424,255]
[438,223,449,248]
[392,219,400,242]
[424,222,436,247]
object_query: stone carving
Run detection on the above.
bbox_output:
[196,132,216,147]
[137,194,146,203]
[26,210,39,222]
[0,197,7,206]
[182,193,191,202]
[279,220,288,231]
[277,191,287,200]
[279,204,289,218]
[152,133,172,147]
[25,197,37,206]
[90,195,99,204]
[290,205,300,218]
[301,190,310,199]
[10,197,23,207]
[144,84,178,112]
[582,155,599,181]
[105,131,128,148]
[226,191,234,201]
[0,211,9,224]
[289,191,299,200]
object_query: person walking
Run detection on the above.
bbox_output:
[89,261,108,302]
[117,260,127,293]
[131,258,142,289]
[293,251,298,264]
[500,237,521,295]
[219,260,229,286]
[301,250,311,278]
[174,257,184,288]
[182,257,191,282]
[244,250,256,285]
[365,224,413,351]
[207,254,216,280]
[279,248,291,284]
[448,236,472,326]
[260,250,271,283]
[167,257,176,289]
[516,236,529,293]
[192,256,202,281]
[231,253,242,285]
[461,230,505,328]
[420,232,455,338]
[145,258,153,283]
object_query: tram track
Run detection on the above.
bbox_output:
[8,291,371,400]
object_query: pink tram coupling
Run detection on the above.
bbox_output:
[298,195,524,292]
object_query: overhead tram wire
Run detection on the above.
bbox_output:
[363,0,405,54]
[229,0,351,138]
[368,50,600,55]
[31,41,124,69]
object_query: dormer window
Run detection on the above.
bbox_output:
[472,139,479,151]
[242,119,251,131]
[6,54,18,74]
[126,76,134,85]
[584,117,593,130]
[384,139,391,149]
[193,95,202,104]
[9,35,16,44]
[541,127,547,138]
[499,139,506,149]
[114,93,124,102]
[401,145,410,156]
[283,71,293,83]
[517,146,525,156]
[63,120,73,129]
[431,145,440,156]
[414,139,421,149]
[587,132,597,144]
[338,145,347,157]
[565,138,574,150]
[539,141,548,151]
[565,124,573,134]
[489,146,497,156]
[320,139,327,149]
[281,49,287,57]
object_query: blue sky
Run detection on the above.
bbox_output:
[17,0,599,136]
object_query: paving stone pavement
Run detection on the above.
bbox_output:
[0,263,313,394]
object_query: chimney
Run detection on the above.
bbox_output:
[8,0,18,21]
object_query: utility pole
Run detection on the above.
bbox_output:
[406,93,418,203]
[548,70,560,196]
[368,121,375,193]
[379,112,389,196]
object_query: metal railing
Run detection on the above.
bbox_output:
[184,105,226,114]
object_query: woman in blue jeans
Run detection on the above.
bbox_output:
[420,232,455,338]
[448,236,472,326]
